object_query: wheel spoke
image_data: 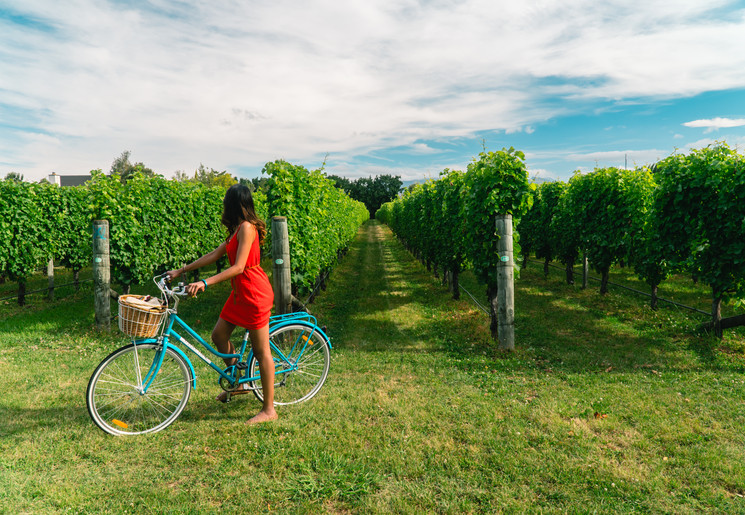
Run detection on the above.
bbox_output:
[87,344,192,435]
[249,324,330,405]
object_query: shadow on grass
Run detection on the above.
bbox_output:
[0,404,93,437]
[320,220,745,379]
[456,264,745,375]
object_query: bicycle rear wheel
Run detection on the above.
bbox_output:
[249,323,330,405]
[86,343,192,435]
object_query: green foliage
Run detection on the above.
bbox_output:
[438,169,468,273]
[378,169,468,279]
[562,167,654,281]
[509,144,745,311]
[331,174,403,218]
[85,171,233,288]
[0,179,61,281]
[463,148,533,287]
[174,164,236,190]
[87,172,228,286]
[532,181,566,263]
[1,161,362,298]
[263,160,368,295]
[110,150,157,184]
[518,181,567,263]
[551,175,583,268]
[377,147,532,289]
[57,186,93,273]
[654,143,745,302]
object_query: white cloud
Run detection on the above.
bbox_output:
[2,0,745,180]
[683,117,745,132]
[407,143,441,154]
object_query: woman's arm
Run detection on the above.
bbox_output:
[166,242,227,282]
[184,222,256,296]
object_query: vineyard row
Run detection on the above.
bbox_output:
[0,160,369,306]
[376,143,745,338]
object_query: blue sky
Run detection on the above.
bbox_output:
[2,0,745,183]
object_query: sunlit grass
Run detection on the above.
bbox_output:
[2,221,745,512]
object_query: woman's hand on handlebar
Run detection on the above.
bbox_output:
[166,269,182,282]
[185,281,205,297]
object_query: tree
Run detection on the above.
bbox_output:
[4,172,24,182]
[174,165,236,189]
[327,175,353,194]
[341,174,402,218]
[194,165,235,189]
[239,176,271,194]
[111,151,156,183]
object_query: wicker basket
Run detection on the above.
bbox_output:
[118,294,167,338]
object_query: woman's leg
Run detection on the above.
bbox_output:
[212,318,237,366]
[214,318,248,403]
[247,325,277,424]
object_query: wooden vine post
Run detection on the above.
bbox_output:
[48,177,59,302]
[47,258,55,302]
[582,252,589,290]
[93,220,111,331]
[496,214,515,351]
[272,216,292,315]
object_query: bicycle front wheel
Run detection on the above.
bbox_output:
[249,323,330,405]
[86,343,192,435]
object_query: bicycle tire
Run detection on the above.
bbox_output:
[86,343,192,435]
[248,323,330,405]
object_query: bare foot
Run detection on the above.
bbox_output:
[245,409,278,425]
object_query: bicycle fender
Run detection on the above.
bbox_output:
[270,321,332,350]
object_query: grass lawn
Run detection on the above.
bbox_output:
[2,219,745,513]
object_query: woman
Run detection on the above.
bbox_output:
[167,184,276,425]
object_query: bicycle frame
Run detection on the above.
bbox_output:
[134,310,331,395]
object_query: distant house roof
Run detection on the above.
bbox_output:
[48,173,91,187]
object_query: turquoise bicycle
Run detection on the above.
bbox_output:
[86,274,332,436]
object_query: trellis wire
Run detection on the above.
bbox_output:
[0,278,93,302]
[458,284,490,315]
[537,259,710,317]
[452,260,711,320]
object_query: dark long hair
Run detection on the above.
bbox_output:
[221,184,266,244]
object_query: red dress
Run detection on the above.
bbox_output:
[219,223,274,329]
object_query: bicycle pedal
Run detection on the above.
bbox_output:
[236,361,248,370]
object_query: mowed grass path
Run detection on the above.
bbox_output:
[2,219,745,513]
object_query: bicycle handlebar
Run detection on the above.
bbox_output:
[154,273,188,297]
